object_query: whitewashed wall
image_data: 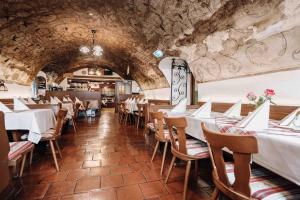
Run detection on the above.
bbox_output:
[198,69,300,106]
[0,83,32,98]
[142,87,170,100]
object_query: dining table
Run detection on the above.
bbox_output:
[4,109,56,144]
[159,109,300,186]
[183,112,300,186]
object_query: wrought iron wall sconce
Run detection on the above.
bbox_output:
[170,58,191,105]
[0,80,8,91]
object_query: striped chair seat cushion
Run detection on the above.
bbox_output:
[41,129,55,139]
[8,141,34,160]
[146,123,168,132]
[146,123,155,131]
[225,163,300,199]
[177,139,209,158]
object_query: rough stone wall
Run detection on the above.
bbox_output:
[0,0,299,89]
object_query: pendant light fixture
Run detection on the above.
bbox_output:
[79,29,103,57]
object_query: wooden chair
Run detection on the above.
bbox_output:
[150,112,171,175]
[135,103,144,129]
[74,103,81,121]
[40,109,68,171]
[83,101,90,119]
[201,123,300,200]
[75,101,89,120]
[164,117,209,200]
[0,111,10,192]
[118,102,126,123]
[0,112,34,177]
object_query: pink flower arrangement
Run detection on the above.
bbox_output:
[247,89,276,108]
[246,92,257,101]
[264,89,275,97]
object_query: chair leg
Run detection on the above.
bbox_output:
[19,154,27,177]
[160,142,168,175]
[211,188,219,200]
[165,155,176,183]
[84,110,88,120]
[136,116,140,129]
[55,140,63,159]
[71,118,77,133]
[183,160,192,200]
[144,128,150,147]
[125,114,128,125]
[151,141,160,162]
[49,140,59,171]
[29,149,34,165]
[194,160,198,178]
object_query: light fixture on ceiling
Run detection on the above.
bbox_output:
[79,29,103,57]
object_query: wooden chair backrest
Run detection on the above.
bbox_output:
[137,104,143,116]
[164,117,188,154]
[0,112,10,193]
[150,112,165,139]
[201,123,258,200]
[85,101,90,111]
[74,103,81,118]
[54,109,68,136]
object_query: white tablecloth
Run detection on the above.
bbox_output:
[184,113,300,186]
[88,100,99,109]
[5,109,56,144]
[126,102,139,113]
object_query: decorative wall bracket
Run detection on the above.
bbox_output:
[0,80,8,91]
[170,58,190,105]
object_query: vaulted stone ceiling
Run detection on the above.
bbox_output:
[0,0,299,89]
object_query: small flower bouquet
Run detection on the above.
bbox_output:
[247,89,276,108]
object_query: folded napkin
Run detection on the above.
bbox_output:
[223,100,241,118]
[171,98,187,113]
[50,96,57,104]
[0,102,12,112]
[236,100,270,131]
[125,98,131,103]
[19,98,28,104]
[75,97,84,109]
[191,100,211,118]
[54,97,62,103]
[27,98,36,104]
[280,108,300,126]
[14,97,30,111]
[75,97,81,103]
[138,98,145,104]
[67,97,73,102]
[63,97,68,102]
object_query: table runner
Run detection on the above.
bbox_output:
[215,116,300,137]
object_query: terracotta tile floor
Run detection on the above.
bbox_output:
[16,109,213,200]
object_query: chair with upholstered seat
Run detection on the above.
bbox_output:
[41,109,68,171]
[8,141,34,177]
[150,112,172,175]
[0,111,34,177]
[164,117,210,200]
[201,123,300,200]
